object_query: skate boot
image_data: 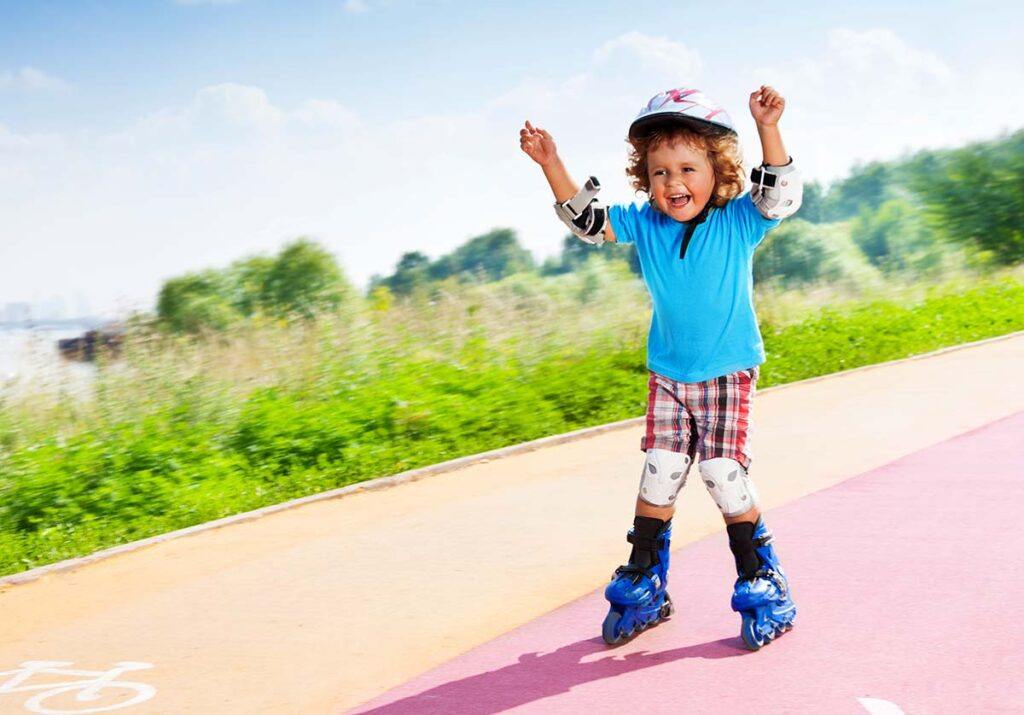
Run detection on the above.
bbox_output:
[727,517,796,650]
[602,516,674,645]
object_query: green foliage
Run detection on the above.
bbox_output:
[226,255,275,317]
[156,271,241,334]
[904,129,1024,264]
[850,198,949,274]
[539,235,641,278]
[2,275,1022,577]
[797,180,825,223]
[820,161,894,221]
[754,220,832,286]
[377,229,536,296]
[759,278,1024,385]
[155,239,352,332]
[437,228,536,281]
[261,239,352,318]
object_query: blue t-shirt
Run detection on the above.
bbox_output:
[608,194,780,383]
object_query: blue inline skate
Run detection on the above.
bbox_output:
[602,516,674,645]
[727,517,796,650]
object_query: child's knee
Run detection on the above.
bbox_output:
[638,448,693,507]
[699,457,760,516]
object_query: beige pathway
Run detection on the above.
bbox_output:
[1,334,1022,714]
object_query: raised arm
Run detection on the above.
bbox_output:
[520,120,617,243]
[747,86,802,220]
[749,86,789,166]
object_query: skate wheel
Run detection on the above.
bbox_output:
[602,611,623,645]
[740,614,764,651]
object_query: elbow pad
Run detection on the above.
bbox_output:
[750,158,802,220]
[554,176,607,245]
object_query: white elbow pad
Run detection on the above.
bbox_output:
[750,158,802,220]
[554,176,607,245]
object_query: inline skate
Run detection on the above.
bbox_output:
[602,516,674,645]
[727,517,796,650]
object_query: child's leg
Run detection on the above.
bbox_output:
[687,367,795,648]
[687,367,759,520]
[601,372,694,644]
[635,371,697,520]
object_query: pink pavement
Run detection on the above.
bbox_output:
[352,412,1024,714]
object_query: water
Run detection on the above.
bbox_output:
[0,328,97,399]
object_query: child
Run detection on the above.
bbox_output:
[519,86,802,650]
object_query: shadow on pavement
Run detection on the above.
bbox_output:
[353,632,747,714]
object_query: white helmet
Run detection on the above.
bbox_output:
[629,87,736,139]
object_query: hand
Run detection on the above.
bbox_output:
[519,120,559,166]
[749,85,785,126]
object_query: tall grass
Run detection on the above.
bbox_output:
[1,262,1022,576]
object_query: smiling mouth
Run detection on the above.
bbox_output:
[668,194,691,209]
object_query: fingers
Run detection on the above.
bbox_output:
[755,85,785,106]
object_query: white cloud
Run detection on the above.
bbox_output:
[0,123,62,153]
[750,27,1013,181]
[0,67,70,93]
[0,32,710,313]
[292,99,360,130]
[827,28,953,82]
[343,0,369,13]
[595,31,702,81]
[2,27,1020,315]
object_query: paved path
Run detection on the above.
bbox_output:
[0,334,1021,713]
[354,412,1024,714]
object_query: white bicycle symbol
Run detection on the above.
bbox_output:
[0,661,155,714]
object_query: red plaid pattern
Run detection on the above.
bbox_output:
[641,366,758,470]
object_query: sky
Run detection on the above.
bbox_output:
[1,0,1022,316]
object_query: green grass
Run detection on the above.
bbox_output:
[1,273,1022,577]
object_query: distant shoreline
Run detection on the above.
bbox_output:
[0,318,111,331]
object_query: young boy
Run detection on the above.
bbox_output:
[520,86,802,650]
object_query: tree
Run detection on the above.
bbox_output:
[225,255,275,317]
[799,180,825,223]
[261,239,352,318]
[385,251,431,296]
[753,220,833,286]
[850,198,943,274]
[156,271,240,333]
[821,162,892,221]
[905,130,1024,264]
[445,228,535,281]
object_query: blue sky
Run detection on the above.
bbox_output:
[2,0,1022,315]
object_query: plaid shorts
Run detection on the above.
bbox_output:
[641,366,759,471]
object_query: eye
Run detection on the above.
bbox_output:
[653,169,665,176]
[683,167,695,173]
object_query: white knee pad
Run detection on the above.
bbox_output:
[699,458,759,517]
[638,448,692,507]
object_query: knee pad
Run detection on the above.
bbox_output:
[638,448,692,507]
[699,458,759,517]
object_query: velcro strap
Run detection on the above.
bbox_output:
[563,176,602,216]
[626,531,665,551]
[750,165,779,189]
[613,563,655,584]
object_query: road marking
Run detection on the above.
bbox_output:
[858,697,906,714]
[0,661,155,713]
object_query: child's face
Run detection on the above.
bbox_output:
[646,139,715,222]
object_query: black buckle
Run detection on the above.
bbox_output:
[750,165,779,188]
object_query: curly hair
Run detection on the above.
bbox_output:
[625,123,745,209]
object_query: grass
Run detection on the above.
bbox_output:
[1,264,1022,577]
